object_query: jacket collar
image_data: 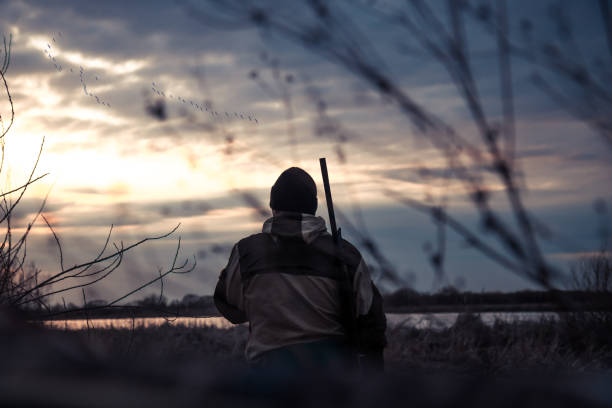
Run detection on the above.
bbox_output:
[262,212,328,244]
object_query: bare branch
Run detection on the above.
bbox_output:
[11,224,181,305]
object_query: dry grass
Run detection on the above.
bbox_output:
[48,313,612,375]
[385,313,612,374]
[3,310,611,407]
[67,322,250,370]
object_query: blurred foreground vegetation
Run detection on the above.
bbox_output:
[3,306,611,406]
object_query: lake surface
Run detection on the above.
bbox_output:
[42,312,558,331]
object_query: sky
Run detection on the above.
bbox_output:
[0,0,610,304]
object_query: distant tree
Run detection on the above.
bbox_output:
[84,299,108,308]
[180,294,215,311]
[569,251,612,293]
[384,287,422,307]
[437,285,460,296]
[181,293,202,306]
[136,294,168,308]
[564,250,612,331]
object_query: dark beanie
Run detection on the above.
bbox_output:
[270,167,317,215]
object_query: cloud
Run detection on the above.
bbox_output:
[5,197,70,224]
[0,0,610,299]
[48,200,211,228]
[377,164,495,184]
[35,191,268,230]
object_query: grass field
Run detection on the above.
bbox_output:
[48,312,612,374]
[3,310,611,407]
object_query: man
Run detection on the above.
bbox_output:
[214,167,386,371]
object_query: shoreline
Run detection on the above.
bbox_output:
[28,303,584,321]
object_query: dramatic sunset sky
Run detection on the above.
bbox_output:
[0,0,610,303]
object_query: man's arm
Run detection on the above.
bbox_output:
[214,244,248,324]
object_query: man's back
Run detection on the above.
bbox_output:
[214,168,386,368]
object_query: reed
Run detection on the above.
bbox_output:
[45,313,612,374]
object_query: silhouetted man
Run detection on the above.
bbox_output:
[214,167,386,371]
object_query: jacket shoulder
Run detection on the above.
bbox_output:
[236,233,272,252]
[339,238,364,266]
[311,234,363,267]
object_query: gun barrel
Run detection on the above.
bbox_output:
[319,158,339,243]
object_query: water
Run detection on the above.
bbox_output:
[42,312,558,331]
[385,311,558,330]
[42,316,234,330]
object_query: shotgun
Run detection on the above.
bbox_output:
[319,158,357,350]
[319,158,340,243]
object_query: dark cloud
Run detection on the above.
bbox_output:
[517,147,557,158]
[143,199,213,219]
[6,197,70,224]
[568,153,600,162]
[377,165,493,184]
[6,47,51,77]
[44,193,260,229]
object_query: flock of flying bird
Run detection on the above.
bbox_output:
[42,31,259,124]
[150,82,258,124]
[43,32,111,108]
